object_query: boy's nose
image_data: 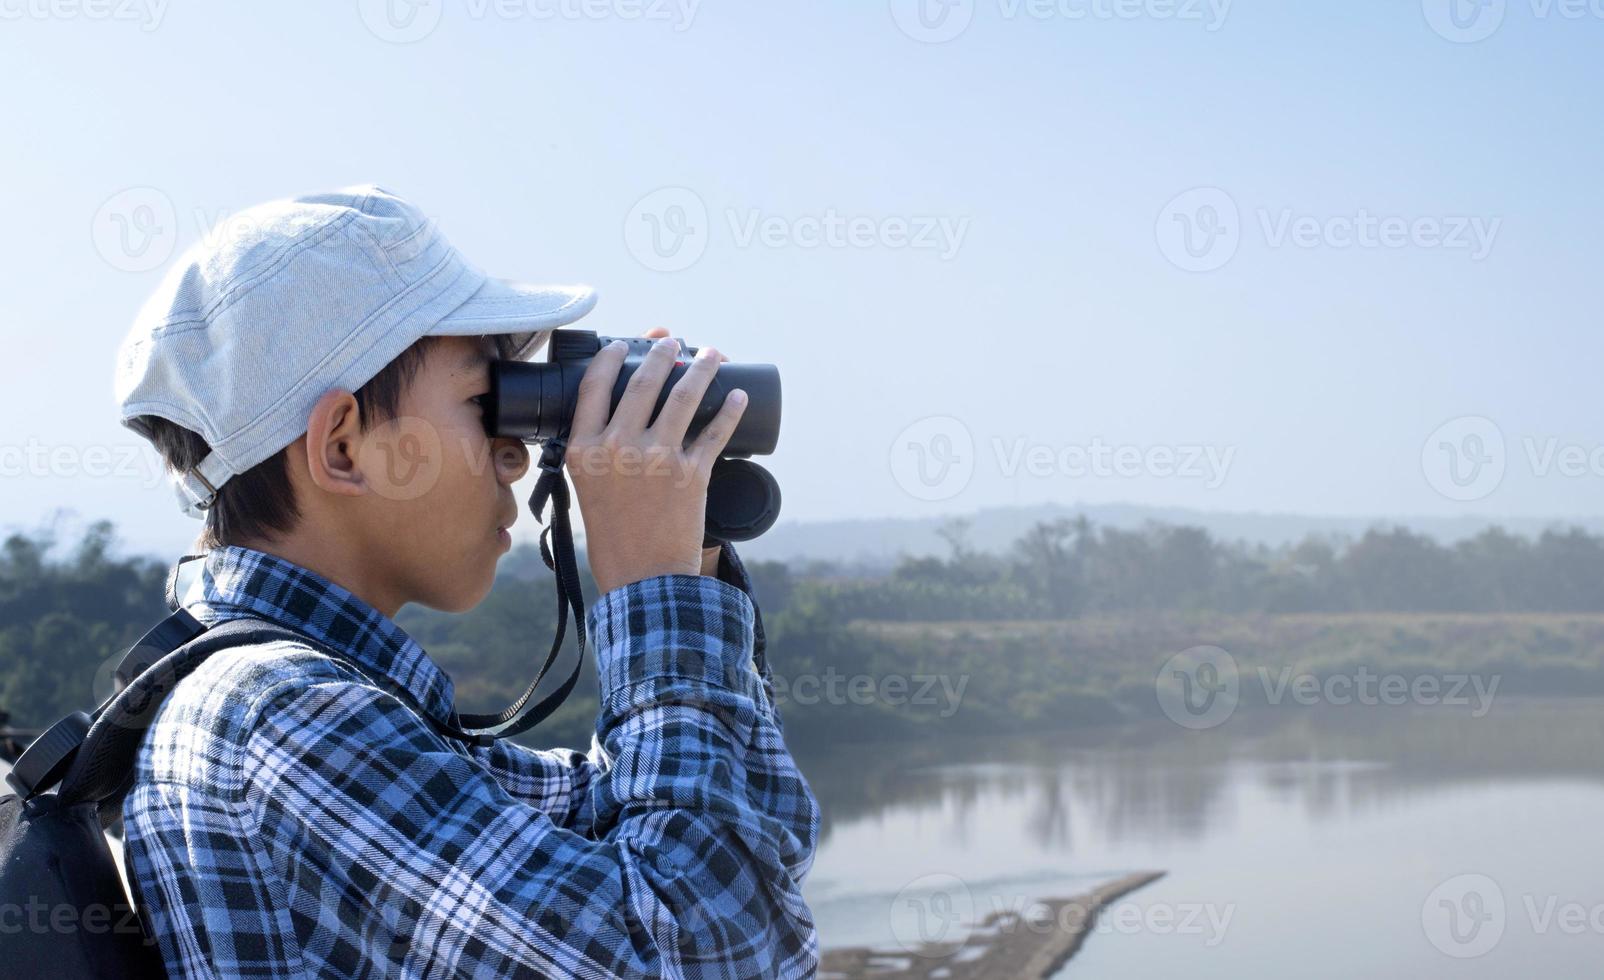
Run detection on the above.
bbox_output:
[493,437,530,484]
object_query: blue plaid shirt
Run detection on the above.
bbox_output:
[122,545,820,978]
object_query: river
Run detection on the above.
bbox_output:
[799,697,1604,977]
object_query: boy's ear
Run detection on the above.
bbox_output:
[302,389,368,498]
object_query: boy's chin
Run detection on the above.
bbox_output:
[418,564,498,614]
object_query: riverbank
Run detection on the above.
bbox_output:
[819,872,1166,979]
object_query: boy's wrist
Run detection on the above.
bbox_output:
[700,543,722,578]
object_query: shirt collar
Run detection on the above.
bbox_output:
[186,545,458,728]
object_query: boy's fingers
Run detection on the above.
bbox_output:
[608,337,680,434]
[689,388,748,466]
[650,346,721,444]
[571,341,628,439]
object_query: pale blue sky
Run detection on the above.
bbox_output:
[3,1,1602,556]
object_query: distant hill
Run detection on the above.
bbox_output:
[719,502,1604,572]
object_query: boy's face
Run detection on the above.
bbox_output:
[354,335,528,613]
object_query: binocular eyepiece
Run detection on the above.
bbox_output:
[483,330,783,543]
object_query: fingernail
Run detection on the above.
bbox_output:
[607,339,628,352]
[730,389,747,405]
[655,336,677,350]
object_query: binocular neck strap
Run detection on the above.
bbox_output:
[453,437,588,742]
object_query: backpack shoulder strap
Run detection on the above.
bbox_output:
[55,618,317,811]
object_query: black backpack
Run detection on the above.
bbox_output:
[0,611,323,980]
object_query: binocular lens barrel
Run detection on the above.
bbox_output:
[488,358,781,458]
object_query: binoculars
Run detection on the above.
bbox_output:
[482,330,783,543]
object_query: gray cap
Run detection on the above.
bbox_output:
[114,184,596,517]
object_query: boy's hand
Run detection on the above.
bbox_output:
[569,329,747,596]
[639,328,729,580]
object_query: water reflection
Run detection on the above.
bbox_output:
[797,698,1604,853]
[800,698,1604,974]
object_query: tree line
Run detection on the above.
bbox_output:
[6,516,1604,743]
[819,517,1604,620]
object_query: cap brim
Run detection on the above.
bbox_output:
[430,278,597,360]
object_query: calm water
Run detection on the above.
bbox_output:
[799,698,1604,978]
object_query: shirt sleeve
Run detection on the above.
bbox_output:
[464,540,782,827]
[711,541,781,723]
[240,571,820,979]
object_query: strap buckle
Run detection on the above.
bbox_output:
[536,437,567,475]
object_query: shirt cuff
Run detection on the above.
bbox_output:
[586,573,758,699]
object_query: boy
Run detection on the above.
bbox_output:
[113,185,820,978]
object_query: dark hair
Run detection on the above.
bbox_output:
[134,337,441,549]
